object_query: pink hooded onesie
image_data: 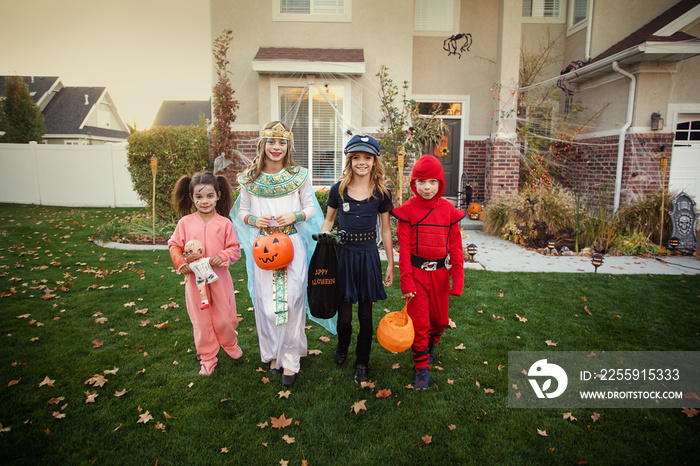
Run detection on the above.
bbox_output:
[168,212,242,371]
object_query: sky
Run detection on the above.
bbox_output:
[0,0,212,130]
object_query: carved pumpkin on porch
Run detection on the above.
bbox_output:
[252,233,294,270]
[468,202,482,220]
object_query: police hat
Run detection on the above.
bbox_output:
[344,135,381,156]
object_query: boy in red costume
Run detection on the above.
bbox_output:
[391,154,465,389]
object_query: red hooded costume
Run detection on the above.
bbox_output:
[391,154,465,371]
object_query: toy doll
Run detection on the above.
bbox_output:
[184,238,229,310]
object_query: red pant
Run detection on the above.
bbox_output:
[406,266,450,371]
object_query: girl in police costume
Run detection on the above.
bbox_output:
[232,121,327,386]
[321,134,394,385]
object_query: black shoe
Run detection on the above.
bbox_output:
[334,344,348,365]
[354,364,369,385]
[268,361,283,375]
[281,372,297,386]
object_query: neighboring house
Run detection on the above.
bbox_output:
[152,100,211,127]
[0,76,130,145]
[210,0,700,207]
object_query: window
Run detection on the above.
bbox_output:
[274,0,351,22]
[675,121,700,142]
[570,0,587,26]
[415,0,458,34]
[523,0,560,18]
[278,84,347,187]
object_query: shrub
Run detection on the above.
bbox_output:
[617,190,674,245]
[127,126,211,221]
[93,211,176,244]
[610,232,662,256]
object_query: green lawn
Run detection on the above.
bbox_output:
[0,203,698,465]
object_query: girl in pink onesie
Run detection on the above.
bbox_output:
[168,172,243,376]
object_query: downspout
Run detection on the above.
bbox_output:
[584,0,594,61]
[611,61,635,211]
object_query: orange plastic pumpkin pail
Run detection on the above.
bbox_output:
[252,233,294,270]
[377,302,414,353]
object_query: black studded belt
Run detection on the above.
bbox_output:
[411,254,447,271]
[338,230,376,244]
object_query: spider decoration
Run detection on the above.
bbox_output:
[557,60,586,95]
[443,33,472,59]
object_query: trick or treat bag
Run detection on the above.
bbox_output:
[307,233,340,319]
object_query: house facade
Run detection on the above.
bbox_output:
[210,0,700,207]
[0,76,130,145]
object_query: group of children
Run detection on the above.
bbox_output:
[167,121,465,389]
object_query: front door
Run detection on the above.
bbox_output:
[435,118,461,197]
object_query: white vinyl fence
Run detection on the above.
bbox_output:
[0,142,145,208]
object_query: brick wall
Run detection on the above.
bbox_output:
[463,140,488,203]
[483,138,520,203]
[559,132,674,205]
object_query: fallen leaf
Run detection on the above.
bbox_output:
[85,391,98,403]
[591,413,600,422]
[681,407,698,418]
[52,411,66,419]
[684,392,700,401]
[255,367,266,373]
[376,389,392,398]
[39,376,55,387]
[515,314,528,323]
[545,340,558,346]
[92,340,103,349]
[277,390,292,399]
[154,321,169,329]
[257,421,268,429]
[103,367,119,375]
[163,412,173,419]
[262,377,270,384]
[448,424,456,431]
[319,336,331,343]
[271,413,293,429]
[84,374,108,388]
[282,434,295,444]
[392,363,401,369]
[581,296,587,302]
[422,435,432,444]
[448,319,457,329]
[454,343,466,350]
[537,428,548,437]
[562,412,577,422]
[8,379,21,387]
[48,397,64,405]
[137,411,153,424]
[114,389,129,397]
[483,388,495,394]
[350,400,367,414]
[94,317,108,324]
[220,447,229,454]
[360,380,375,389]
[155,422,166,432]
[308,349,323,355]
[447,379,454,385]
[584,306,592,316]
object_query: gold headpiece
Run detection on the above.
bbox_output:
[260,122,292,140]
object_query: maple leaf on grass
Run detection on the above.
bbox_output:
[562,412,577,422]
[448,424,456,431]
[422,435,432,445]
[350,400,367,414]
[308,349,322,356]
[257,421,268,429]
[545,340,558,346]
[114,389,129,397]
[376,389,392,398]
[319,336,331,343]
[103,367,119,375]
[220,447,229,454]
[39,376,55,387]
[8,379,21,387]
[137,411,153,424]
[48,397,65,405]
[681,407,698,418]
[52,411,66,419]
[271,413,293,429]
[282,434,295,444]
[277,390,292,399]
[155,422,166,432]
[591,412,600,422]
[92,340,103,349]
[85,391,98,403]
[454,343,466,350]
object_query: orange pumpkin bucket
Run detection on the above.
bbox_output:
[377,300,414,353]
[252,233,294,270]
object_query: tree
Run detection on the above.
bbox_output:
[0,76,45,143]
[210,29,239,161]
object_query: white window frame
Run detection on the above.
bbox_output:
[414,0,460,37]
[522,0,564,24]
[567,0,588,35]
[270,77,352,188]
[273,0,352,22]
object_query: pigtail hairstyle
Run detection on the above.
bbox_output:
[214,175,233,216]
[241,121,298,182]
[337,152,390,201]
[171,175,194,217]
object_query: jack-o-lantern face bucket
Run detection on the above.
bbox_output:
[468,202,482,220]
[377,303,414,353]
[252,233,294,270]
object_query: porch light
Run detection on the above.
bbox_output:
[591,254,604,273]
[651,112,664,131]
[466,243,477,262]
